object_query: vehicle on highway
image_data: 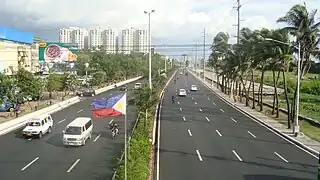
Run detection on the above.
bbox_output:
[180,72,183,75]
[190,85,198,91]
[76,87,96,97]
[62,117,93,146]
[178,89,187,96]
[134,83,142,89]
[22,114,53,139]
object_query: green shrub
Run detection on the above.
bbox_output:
[300,80,320,95]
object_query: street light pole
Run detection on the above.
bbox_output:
[144,10,155,90]
[265,38,300,136]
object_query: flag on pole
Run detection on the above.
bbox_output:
[91,93,126,117]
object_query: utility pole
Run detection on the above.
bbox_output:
[195,42,198,70]
[202,28,206,80]
[236,0,241,44]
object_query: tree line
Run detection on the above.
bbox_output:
[0,52,170,105]
[207,3,320,128]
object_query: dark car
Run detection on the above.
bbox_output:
[76,87,96,97]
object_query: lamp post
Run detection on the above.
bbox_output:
[265,38,301,136]
[85,62,89,81]
[144,10,155,90]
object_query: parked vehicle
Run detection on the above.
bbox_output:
[62,117,93,146]
[76,87,96,97]
[0,97,17,112]
[22,114,53,139]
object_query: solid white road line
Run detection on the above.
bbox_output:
[212,102,216,105]
[21,157,39,171]
[232,150,243,161]
[188,129,192,136]
[231,118,237,123]
[183,117,186,121]
[216,130,222,136]
[177,101,180,104]
[58,119,66,124]
[196,150,203,161]
[199,108,202,112]
[220,109,224,112]
[77,109,83,113]
[274,152,288,163]
[67,159,81,172]
[109,119,114,124]
[194,102,197,104]
[180,108,182,111]
[205,117,210,122]
[247,131,256,138]
[93,134,101,142]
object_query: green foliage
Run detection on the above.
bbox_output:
[45,74,62,92]
[61,74,78,92]
[15,69,43,102]
[300,80,320,95]
[0,73,16,103]
[133,86,158,112]
[90,71,105,86]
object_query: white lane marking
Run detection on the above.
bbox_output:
[58,119,66,124]
[274,152,288,163]
[194,102,197,104]
[183,117,186,121]
[220,109,224,112]
[77,109,83,113]
[109,119,114,124]
[28,138,32,141]
[180,108,182,111]
[208,97,210,100]
[21,157,39,171]
[212,102,216,105]
[216,130,222,136]
[67,159,81,172]
[93,134,101,142]
[196,150,203,161]
[177,101,180,104]
[247,131,256,138]
[231,118,237,123]
[188,129,193,136]
[199,108,202,112]
[205,117,210,122]
[232,150,243,162]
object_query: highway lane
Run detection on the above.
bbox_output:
[0,79,144,180]
[158,70,317,180]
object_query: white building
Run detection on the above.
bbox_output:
[134,29,149,54]
[71,28,88,50]
[121,28,135,54]
[88,28,104,50]
[102,28,117,54]
[59,28,73,43]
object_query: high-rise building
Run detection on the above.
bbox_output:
[102,28,117,54]
[59,28,73,43]
[88,28,104,50]
[121,28,135,54]
[134,29,149,54]
[71,28,88,50]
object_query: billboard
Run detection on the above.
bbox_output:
[38,42,78,62]
[0,26,33,44]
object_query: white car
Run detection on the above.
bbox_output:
[22,114,53,139]
[134,83,142,89]
[190,85,198,91]
[179,89,187,96]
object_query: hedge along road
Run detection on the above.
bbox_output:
[0,78,145,180]
[157,70,317,180]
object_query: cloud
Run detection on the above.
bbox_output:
[0,0,319,49]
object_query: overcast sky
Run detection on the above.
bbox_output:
[0,0,319,58]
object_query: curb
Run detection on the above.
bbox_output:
[189,69,320,158]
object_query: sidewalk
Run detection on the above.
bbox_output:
[190,69,320,157]
[195,68,284,94]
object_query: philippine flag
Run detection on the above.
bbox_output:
[91,93,126,118]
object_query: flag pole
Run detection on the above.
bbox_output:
[124,93,127,180]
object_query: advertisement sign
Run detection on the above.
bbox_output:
[38,42,78,62]
[0,26,33,44]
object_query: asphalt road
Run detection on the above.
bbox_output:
[158,69,317,180]
[0,79,144,180]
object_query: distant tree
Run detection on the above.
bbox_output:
[45,74,62,99]
[0,73,16,104]
[61,74,78,100]
[90,71,105,87]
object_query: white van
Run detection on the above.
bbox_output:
[62,117,93,146]
[22,113,53,139]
